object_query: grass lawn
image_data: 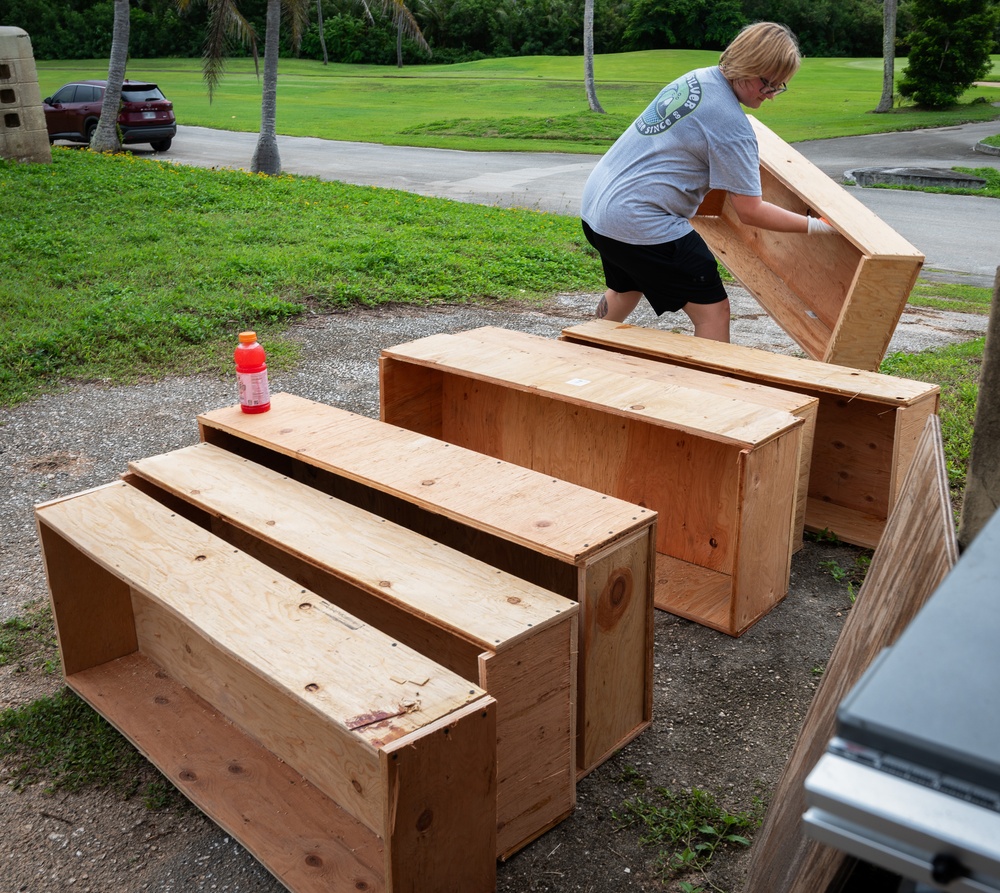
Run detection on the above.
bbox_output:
[34,52,1000,151]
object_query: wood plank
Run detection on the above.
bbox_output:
[741,414,957,893]
[382,332,803,447]
[561,320,936,401]
[826,257,924,370]
[732,434,799,636]
[481,620,577,859]
[69,653,385,893]
[748,117,924,259]
[381,704,498,893]
[35,500,138,677]
[577,534,655,770]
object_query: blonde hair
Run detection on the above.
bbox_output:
[719,22,801,84]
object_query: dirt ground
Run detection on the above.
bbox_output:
[1,290,983,893]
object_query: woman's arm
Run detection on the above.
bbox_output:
[728,192,813,232]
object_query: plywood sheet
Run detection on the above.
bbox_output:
[741,415,957,893]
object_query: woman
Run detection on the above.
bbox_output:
[580,21,835,342]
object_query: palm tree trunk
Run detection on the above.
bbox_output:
[251,0,282,174]
[584,0,605,114]
[317,0,328,64]
[92,0,130,152]
[875,0,898,113]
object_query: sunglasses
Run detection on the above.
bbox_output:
[760,77,788,96]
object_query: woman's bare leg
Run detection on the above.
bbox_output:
[596,289,643,322]
[682,298,731,342]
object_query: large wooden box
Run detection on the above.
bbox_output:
[35,482,498,893]
[561,320,941,550]
[198,392,656,777]
[693,117,924,371]
[379,328,805,637]
[126,442,578,860]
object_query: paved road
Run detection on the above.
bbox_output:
[164,121,1000,286]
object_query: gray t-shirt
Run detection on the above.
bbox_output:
[581,66,761,245]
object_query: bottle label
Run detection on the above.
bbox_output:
[238,370,270,407]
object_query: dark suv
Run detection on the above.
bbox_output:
[43,80,176,152]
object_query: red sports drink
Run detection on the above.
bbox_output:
[234,331,271,413]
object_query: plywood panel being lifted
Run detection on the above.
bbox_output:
[693,117,924,371]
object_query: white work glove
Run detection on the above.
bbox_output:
[807,216,837,235]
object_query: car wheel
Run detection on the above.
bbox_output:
[86,121,98,145]
[150,138,172,152]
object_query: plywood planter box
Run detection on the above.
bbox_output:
[35,482,497,893]
[692,117,924,371]
[126,442,578,859]
[198,392,656,778]
[379,328,805,637]
[561,320,941,550]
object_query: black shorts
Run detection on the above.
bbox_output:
[582,221,727,315]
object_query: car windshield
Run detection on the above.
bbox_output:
[121,85,166,102]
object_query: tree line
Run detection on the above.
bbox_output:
[4,0,996,65]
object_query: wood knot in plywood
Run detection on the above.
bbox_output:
[597,567,633,630]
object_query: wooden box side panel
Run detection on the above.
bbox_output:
[480,620,576,859]
[130,588,388,836]
[809,392,899,521]
[577,530,654,773]
[436,374,742,575]
[691,212,834,361]
[890,395,942,508]
[826,256,924,370]
[36,509,138,677]
[731,432,800,635]
[378,355,443,439]
[69,653,386,893]
[697,176,863,335]
[383,704,498,893]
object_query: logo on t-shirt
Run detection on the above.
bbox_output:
[634,73,702,136]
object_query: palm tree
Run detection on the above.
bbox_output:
[250,0,310,174]
[351,0,430,69]
[179,0,423,175]
[316,0,329,64]
[875,0,898,113]
[583,0,605,113]
[175,0,259,101]
[91,0,131,153]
